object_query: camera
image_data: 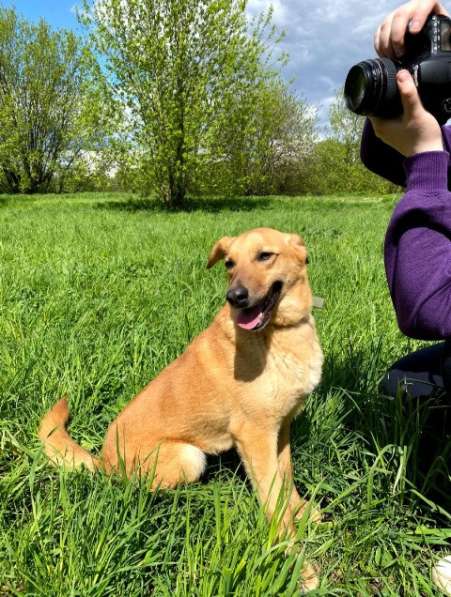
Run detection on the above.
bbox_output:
[344,14,451,123]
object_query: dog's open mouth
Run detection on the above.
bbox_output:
[236,281,283,332]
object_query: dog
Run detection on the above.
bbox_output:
[39,227,324,589]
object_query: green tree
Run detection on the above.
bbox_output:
[249,82,316,195]
[329,90,364,162]
[299,90,400,195]
[205,79,315,196]
[0,8,107,194]
[82,0,282,207]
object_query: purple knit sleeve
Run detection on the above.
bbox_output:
[384,151,451,340]
[360,119,406,187]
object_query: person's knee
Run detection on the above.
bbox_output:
[380,367,411,398]
[381,344,448,399]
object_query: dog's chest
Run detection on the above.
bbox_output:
[266,351,313,408]
[250,332,323,418]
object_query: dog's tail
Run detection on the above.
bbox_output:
[38,398,99,472]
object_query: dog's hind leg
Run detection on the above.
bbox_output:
[139,442,207,489]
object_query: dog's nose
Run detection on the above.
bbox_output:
[226,286,249,308]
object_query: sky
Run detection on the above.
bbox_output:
[3,0,404,126]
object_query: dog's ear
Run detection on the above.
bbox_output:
[287,234,308,265]
[207,236,235,269]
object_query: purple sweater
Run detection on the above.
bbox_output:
[361,120,451,341]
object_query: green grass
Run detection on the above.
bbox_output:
[0,192,450,596]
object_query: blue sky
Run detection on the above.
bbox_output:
[2,1,80,30]
[3,0,404,125]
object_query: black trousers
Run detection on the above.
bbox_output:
[381,340,451,400]
[380,341,451,485]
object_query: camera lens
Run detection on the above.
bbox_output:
[344,58,401,118]
[345,63,373,112]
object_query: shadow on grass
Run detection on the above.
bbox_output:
[318,347,451,512]
[94,195,273,214]
[203,449,246,484]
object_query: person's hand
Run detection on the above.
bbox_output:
[375,0,449,59]
[370,70,444,156]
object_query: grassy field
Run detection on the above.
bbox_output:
[0,192,450,596]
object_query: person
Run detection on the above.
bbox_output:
[360,0,451,593]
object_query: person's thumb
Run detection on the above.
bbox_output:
[397,69,423,118]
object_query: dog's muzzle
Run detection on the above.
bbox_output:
[233,281,283,332]
[226,286,249,309]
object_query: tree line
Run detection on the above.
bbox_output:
[0,2,398,206]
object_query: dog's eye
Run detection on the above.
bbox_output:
[257,251,274,262]
[225,259,235,270]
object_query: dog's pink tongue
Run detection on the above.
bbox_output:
[236,306,264,330]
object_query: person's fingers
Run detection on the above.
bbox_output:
[397,69,423,117]
[391,9,410,57]
[379,17,395,58]
[374,25,382,56]
[409,1,431,32]
[409,0,449,33]
[375,2,451,57]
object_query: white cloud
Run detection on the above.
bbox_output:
[246,0,402,125]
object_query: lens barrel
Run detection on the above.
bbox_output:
[344,58,401,118]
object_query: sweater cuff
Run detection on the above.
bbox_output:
[404,151,449,192]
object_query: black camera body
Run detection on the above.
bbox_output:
[344,14,451,123]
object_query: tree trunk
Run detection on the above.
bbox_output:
[172,179,185,206]
[167,77,187,208]
[1,168,20,193]
[166,166,186,208]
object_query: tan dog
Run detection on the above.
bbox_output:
[39,227,323,589]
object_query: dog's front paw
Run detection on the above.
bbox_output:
[299,561,320,593]
[295,501,322,524]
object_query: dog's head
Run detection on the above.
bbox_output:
[207,228,312,331]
